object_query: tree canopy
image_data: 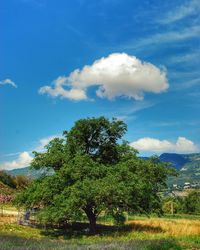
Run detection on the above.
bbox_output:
[15,117,174,233]
[183,190,200,214]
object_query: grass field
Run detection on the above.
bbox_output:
[0,214,200,250]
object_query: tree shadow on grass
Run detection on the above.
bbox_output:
[40,221,163,240]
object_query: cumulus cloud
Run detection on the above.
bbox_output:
[0,79,17,88]
[39,53,168,101]
[39,76,87,101]
[130,137,199,154]
[0,152,33,171]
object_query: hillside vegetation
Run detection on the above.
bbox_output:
[0,181,14,196]
[0,171,30,195]
[161,153,200,187]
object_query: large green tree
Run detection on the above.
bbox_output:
[15,117,174,233]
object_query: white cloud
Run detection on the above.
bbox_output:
[130,137,199,154]
[167,50,200,65]
[39,76,87,101]
[0,135,61,170]
[123,26,200,51]
[0,152,33,171]
[39,53,168,101]
[173,77,200,90]
[115,101,155,121]
[0,79,17,88]
[34,135,60,152]
[159,0,200,25]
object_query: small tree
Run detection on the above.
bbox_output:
[183,190,200,214]
[162,197,182,215]
[15,117,174,233]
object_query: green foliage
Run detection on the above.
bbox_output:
[65,116,127,164]
[112,211,126,226]
[15,117,174,233]
[162,198,182,214]
[161,190,200,215]
[32,138,65,171]
[183,190,200,214]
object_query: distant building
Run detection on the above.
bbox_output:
[184,182,190,186]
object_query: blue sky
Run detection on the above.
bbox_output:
[1,0,200,169]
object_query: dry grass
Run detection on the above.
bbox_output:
[1,215,200,238]
[128,218,200,237]
[0,216,17,225]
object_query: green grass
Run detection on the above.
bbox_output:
[0,215,199,250]
[95,213,200,224]
[0,235,183,250]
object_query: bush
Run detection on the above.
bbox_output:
[183,190,200,214]
[162,197,184,214]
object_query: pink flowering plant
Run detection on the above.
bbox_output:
[0,194,13,204]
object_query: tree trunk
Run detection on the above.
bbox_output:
[88,214,96,234]
[85,208,97,234]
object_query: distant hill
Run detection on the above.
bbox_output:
[8,167,53,179]
[159,153,200,187]
[8,166,34,177]
[159,153,189,170]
